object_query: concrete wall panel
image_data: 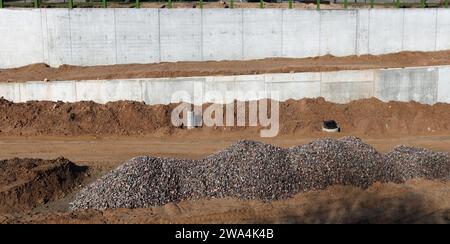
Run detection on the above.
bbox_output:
[235,75,266,101]
[269,81,321,101]
[436,9,450,51]
[42,9,72,67]
[403,9,437,52]
[69,9,117,66]
[265,73,321,83]
[0,9,43,68]
[321,81,374,104]
[319,10,357,56]
[375,67,439,104]
[20,81,76,102]
[159,9,202,62]
[202,9,243,61]
[368,9,404,55]
[322,70,375,83]
[115,9,160,64]
[438,67,450,103]
[76,79,142,103]
[356,9,370,55]
[142,78,205,105]
[204,76,235,103]
[243,9,282,60]
[282,10,320,58]
[0,83,21,102]
[321,70,374,104]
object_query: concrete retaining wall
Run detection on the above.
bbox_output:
[1,65,448,105]
[1,8,450,68]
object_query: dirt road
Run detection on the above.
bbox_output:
[1,134,449,171]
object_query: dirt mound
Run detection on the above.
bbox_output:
[1,51,450,83]
[0,157,88,213]
[0,97,449,137]
[1,179,449,224]
[69,137,450,210]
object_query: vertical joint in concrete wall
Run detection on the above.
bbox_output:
[281,9,284,57]
[355,9,359,56]
[401,8,405,52]
[40,9,46,65]
[158,9,161,63]
[241,9,244,60]
[113,9,118,65]
[201,9,204,61]
[434,8,439,51]
[68,9,74,65]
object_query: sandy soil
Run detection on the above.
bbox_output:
[1,179,449,224]
[1,51,450,83]
[0,158,87,213]
[1,134,450,171]
[1,98,450,138]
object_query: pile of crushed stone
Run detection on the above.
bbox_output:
[70,137,450,210]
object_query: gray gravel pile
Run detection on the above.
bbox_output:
[289,137,383,191]
[70,136,450,210]
[380,146,450,183]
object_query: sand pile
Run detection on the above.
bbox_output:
[70,137,450,210]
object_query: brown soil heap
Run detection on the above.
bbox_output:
[0,157,87,213]
[0,97,449,137]
[1,51,450,83]
[1,180,449,224]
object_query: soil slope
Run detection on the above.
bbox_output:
[1,51,449,82]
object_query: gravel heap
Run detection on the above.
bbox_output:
[70,137,450,210]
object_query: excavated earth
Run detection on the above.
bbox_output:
[0,157,87,213]
[0,97,449,137]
